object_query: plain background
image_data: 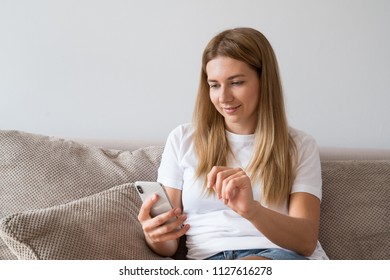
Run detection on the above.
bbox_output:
[1,0,389,149]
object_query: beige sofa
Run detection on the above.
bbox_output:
[0,130,389,260]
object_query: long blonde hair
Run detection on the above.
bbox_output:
[193,27,297,206]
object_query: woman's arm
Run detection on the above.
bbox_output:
[137,187,189,257]
[246,192,320,256]
[207,166,320,256]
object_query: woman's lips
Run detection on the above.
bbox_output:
[223,105,241,114]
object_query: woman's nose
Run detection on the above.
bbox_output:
[219,86,233,103]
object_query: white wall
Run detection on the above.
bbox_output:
[1,0,389,149]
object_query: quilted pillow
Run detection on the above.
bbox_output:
[0,183,165,260]
[0,130,164,259]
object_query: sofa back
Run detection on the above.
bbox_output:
[320,160,390,259]
[1,130,389,259]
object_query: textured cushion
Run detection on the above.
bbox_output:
[0,130,164,259]
[0,183,165,260]
[319,160,390,259]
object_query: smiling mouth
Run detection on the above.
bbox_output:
[222,105,241,113]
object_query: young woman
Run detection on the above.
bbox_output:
[137,27,328,260]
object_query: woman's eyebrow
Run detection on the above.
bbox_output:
[207,74,246,83]
[227,74,246,80]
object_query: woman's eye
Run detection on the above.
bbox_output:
[209,84,219,89]
[231,81,244,86]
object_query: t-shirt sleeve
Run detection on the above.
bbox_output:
[291,133,322,200]
[157,126,184,190]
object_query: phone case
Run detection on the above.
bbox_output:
[134,181,173,217]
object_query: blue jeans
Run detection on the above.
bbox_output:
[205,248,307,260]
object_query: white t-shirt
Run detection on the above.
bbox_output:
[157,123,328,260]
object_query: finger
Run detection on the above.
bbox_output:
[150,207,182,228]
[137,193,158,222]
[216,168,243,199]
[208,167,235,197]
[150,223,191,243]
[220,168,247,199]
[160,212,188,233]
[219,172,239,201]
[207,166,228,189]
[148,217,190,243]
[141,207,182,239]
[223,173,247,200]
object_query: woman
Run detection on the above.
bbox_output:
[138,27,328,260]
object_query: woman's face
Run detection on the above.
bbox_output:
[206,56,260,135]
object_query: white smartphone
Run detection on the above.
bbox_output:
[134,181,174,217]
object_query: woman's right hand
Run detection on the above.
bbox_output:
[137,193,189,248]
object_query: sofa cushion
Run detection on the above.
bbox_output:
[0,183,165,260]
[0,130,164,259]
[319,160,390,259]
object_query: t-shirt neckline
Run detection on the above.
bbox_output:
[225,130,255,142]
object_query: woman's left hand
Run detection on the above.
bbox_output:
[207,166,257,219]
